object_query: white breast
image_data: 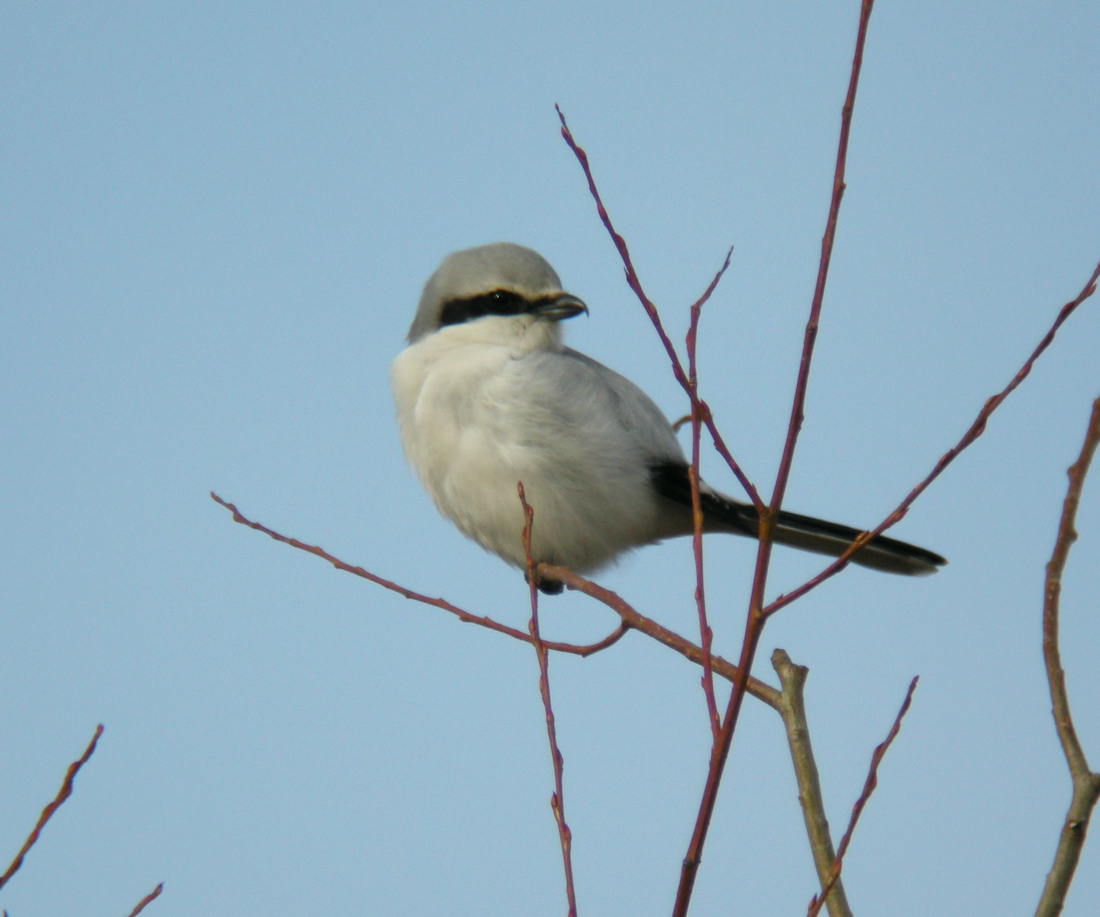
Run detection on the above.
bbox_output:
[391,316,688,572]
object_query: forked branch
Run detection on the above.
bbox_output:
[687,250,734,739]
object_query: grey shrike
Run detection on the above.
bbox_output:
[391,243,945,593]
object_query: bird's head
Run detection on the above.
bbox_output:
[407,243,588,345]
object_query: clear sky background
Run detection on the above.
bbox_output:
[2,2,1099,915]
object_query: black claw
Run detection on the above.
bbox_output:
[524,570,565,595]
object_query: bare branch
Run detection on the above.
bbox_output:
[210,493,627,658]
[213,494,778,708]
[538,565,780,709]
[807,676,918,917]
[1035,395,1100,917]
[126,883,165,917]
[556,107,763,511]
[674,5,879,914]
[687,251,734,740]
[518,484,577,917]
[0,725,104,891]
[772,651,853,917]
[765,257,1100,618]
[772,0,874,518]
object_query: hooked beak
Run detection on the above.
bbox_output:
[533,293,588,322]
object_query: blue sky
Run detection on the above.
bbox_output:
[2,2,1098,914]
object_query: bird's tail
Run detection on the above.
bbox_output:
[651,462,945,576]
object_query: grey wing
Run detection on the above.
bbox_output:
[554,348,686,464]
[486,347,692,566]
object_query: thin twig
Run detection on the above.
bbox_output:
[772,651,853,917]
[212,493,777,706]
[687,251,733,740]
[126,883,165,917]
[556,107,763,512]
[772,0,873,518]
[674,5,878,914]
[764,256,1100,618]
[538,565,780,709]
[210,493,627,658]
[0,725,104,891]
[519,484,577,917]
[1034,395,1100,917]
[807,676,919,917]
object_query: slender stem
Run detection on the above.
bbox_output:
[213,493,779,708]
[210,493,628,658]
[1034,396,1100,917]
[686,256,732,739]
[0,725,104,891]
[556,108,763,511]
[519,484,578,917]
[126,883,165,917]
[806,677,919,917]
[772,0,874,516]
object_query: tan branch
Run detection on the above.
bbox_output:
[772,651,853,917]
[1034,395,1100,917]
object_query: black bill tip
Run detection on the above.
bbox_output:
[534,293,588,322]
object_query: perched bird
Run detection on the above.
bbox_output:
[391,243,945,592]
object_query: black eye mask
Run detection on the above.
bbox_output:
[438,290,551,327]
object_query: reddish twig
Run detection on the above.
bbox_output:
[764,255,1100,618]
[556,107,763,512]
[687,251,733,740]
[518,484,577,917]
[212,494,779,705]
[673,6,878,914]
[0,724,104,891]
[126,883,165,917]
[1035,396,1100,917]
[807,676,919,917]
[538,565,780,709]
[773,0,874,518]
[210,493,628,657]
[701,410,762,510]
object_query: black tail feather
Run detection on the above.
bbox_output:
[650,461,946,576]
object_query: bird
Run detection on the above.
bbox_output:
[390,242,945,593]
